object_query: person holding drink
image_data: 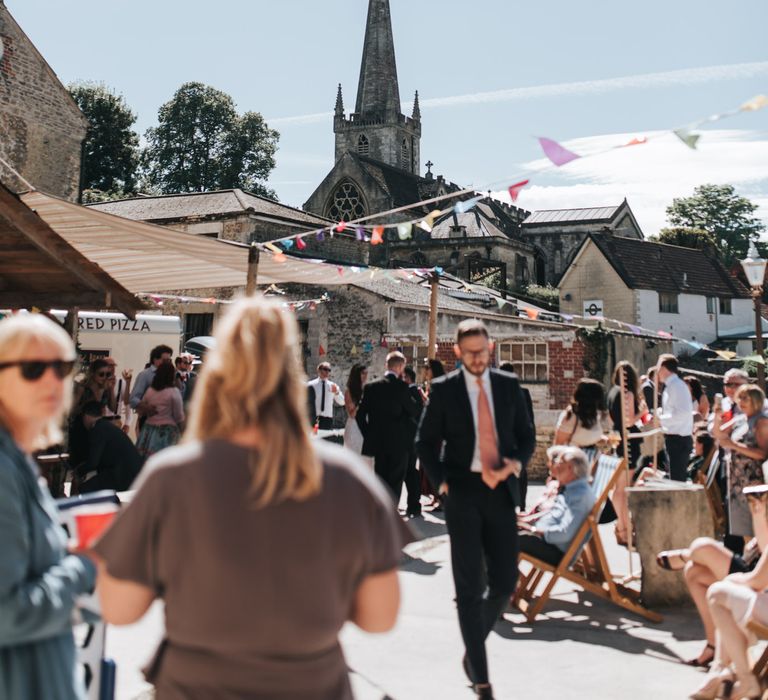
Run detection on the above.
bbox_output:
[0,313,97,700]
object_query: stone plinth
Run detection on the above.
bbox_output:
[627,484,713,608]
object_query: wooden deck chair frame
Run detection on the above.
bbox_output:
[693,447,726,539]
[512,454,663,623]
[747,620,768,683]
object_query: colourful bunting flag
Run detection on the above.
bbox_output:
[673,128,700,149]
[351,344,358,356]
[336,221,347,233]
[454,196,483,214]
[507,180,529,202]
[282,239,294,250]
[627,324,642,335]
[318,344,326,356]
[274,253,287,263]
[716,350,737,360]
[418,219,432,233]
[363,341,373,353]
[265,242,282,254]
[296,236,307,250]
[538,137,581,166]
[309,302,317,311]
[397,222,412,240]
[741,95,768,112]
[316,230,325,242]
[355,226,366,241]
[657,330,673,338]
[371,226,384,245]
[621,137,648,147]
[525,308,540,320]
[561,314,574,321]
[337,267,344,276]
[745,354,766,365]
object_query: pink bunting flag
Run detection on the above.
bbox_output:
[538,137,581,166]
[507,180,529,202]
[337,267,344,276]
[336,221,347,233]
[657,330,673,338]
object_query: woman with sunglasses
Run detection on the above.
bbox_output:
[69,359,117,469]
[0,314,96,700]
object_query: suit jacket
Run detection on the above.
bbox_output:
[82,418,143,491]
[356,374,421,456]
[416,368,535,506]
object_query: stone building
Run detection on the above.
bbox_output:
[0,1,86,200]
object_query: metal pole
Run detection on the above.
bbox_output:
[428,274,439,360]
[652,368,660,471]
[246,245,260,296]
[755,289,765,391]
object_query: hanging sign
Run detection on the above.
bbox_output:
[583,299,604,317]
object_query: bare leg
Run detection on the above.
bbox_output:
[612,470,629,539]
[685,562,718,645]
[707,582,752,677]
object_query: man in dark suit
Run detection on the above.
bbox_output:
[356,351,421,503]
[402,365,426,517]
[417,320,535,700]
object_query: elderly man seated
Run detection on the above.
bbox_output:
[517,447,596,566]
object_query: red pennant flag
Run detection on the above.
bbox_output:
[371,227,384,245]
[508,179,529,202]
[336,221,347,233]
[337,266,344,276]
[621,136,647,147]
[318,344,326,356]
[296,236,307,250]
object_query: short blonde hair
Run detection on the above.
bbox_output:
[184,296,321,507]
[0,313,76,449]
[736,383,765,415]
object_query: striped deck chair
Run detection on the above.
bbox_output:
[511,453,663,623]
[693,447,726,539]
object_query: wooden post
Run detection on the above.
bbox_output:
[246,245,260,296]
[618,365,635,578]
[428,274,439,360]
[64,307,79,342]
[652,369,660,471]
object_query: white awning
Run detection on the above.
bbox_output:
[20,191,421,291]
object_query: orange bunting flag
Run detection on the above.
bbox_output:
[371,226,384,245]
[296,236,307,250]
[274,252,287,263]
[507,180,529,202]
[525,308,540,320]
[318,345,326,356]
[741,95,768,112]
[621,136,648,147]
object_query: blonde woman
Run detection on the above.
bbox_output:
[0,314,96,700]
[91,297,406,699]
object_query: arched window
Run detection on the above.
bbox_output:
[325,180,367,222]
[401,138,409,169]
[357,134,369,156]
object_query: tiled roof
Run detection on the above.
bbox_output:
[87,190,329,226]
[586,234,750,298]
[524,205,620,226]
[430,199,526,240]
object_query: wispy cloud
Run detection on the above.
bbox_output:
[493,129,768,237]
[267,61,768,126]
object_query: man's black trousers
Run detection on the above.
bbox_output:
[374,451,409,504]
[444,476,518,685]
[665,433,693,481]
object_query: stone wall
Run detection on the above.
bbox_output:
[0,4,86,199]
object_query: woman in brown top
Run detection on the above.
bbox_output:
[91,297,405,699]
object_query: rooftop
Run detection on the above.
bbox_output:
[524,205,620,226]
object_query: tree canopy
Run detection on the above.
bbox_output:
[68,82,139,197]
[663,184,765,265]
[142,82,279,198]
[651,227,719,257]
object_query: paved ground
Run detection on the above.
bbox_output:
[105,486,717,700]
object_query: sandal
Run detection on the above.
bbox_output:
[657,549,688,571]
[685,643,715,668]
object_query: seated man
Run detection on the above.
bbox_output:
[518,447,596,566]
[78,401,144,493]
[517,445,567,526]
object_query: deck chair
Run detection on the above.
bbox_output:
[693,447,726,539]
[747,620,768,683]
[512,453,663,623]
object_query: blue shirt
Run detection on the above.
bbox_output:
[536,477,595,552]
[129,365,157,409]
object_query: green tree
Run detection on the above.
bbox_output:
[68,82,140,195]
[650,227,719,257]
[142,82,279,197]
[664,184,765,264]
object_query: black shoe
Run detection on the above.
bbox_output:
[405,508,421,518]
[462,654,475,683]
[473,683,494,699]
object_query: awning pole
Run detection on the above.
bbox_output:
[428,274,439,360]
[246,245,260,296]
[64,307,79,342]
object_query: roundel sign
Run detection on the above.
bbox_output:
[583,299,604,317]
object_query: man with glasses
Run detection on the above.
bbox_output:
[307,362,344,430]
[104,357,133,434]
[417,319,535,700]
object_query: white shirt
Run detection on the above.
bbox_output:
[462,366,498,473]
[659,373,694,436]
[307,376,344,417]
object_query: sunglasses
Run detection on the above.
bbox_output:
[0,359,76,381]
[97,371,113,378]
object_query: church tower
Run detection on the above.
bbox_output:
[334,0,421,175]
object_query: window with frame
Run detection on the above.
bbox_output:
[401,138,409,169]
[325,180,367,222]
[706,297,716,314]
[357,134,369,156]
[659,292,679,314]
[719,297,733,315]
[497,342,548,382]
[396,342,428,367]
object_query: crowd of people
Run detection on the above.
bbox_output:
[3,301,768,699]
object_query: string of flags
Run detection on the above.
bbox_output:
[253,92,766,257]
[137,291,330,311]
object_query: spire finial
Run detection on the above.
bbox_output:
[412,90,421,120]
[334,84,344,116]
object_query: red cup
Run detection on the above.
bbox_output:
[74,506,118,549]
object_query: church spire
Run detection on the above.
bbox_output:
[412,90,420,121]
[355,0,401,117]
[334,84,344,116]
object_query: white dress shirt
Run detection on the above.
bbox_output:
[307,376,344,418]
[462,366,498,473]
[659,373,694,436]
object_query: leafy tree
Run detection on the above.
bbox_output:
[142,82,279,198]
[650,227,719,257]
[664,184,765,265]
[68,82,140,195]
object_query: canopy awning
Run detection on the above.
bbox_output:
[20,190,422,291]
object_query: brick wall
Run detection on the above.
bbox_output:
[547,337,586,410]
[0,4,86,199]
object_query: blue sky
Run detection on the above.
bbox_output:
[8,0,768,235]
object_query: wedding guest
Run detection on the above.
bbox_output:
[343,363,368,455]
[92,296,406,699]
[554,378,608,448]
[69,358,116,467]
[307,362,344,430]
[136,361,184,459]
[656,354,694,481]
[685,375,711,422]
[0,314,96,700]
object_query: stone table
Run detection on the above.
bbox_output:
[627,483,713,608]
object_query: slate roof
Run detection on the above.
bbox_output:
[524,205,620,226]
[430,200,527,240]
[87,189,329,227]
[584,234,750,298]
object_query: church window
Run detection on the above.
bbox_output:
[325,180,367,222]
[357,134,369,156]
[401,138,409,169]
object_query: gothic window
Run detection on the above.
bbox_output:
[325,180,367,222]
[357,134,369,156]
[401,138,409,169]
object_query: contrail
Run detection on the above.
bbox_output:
[267,61,768,126]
